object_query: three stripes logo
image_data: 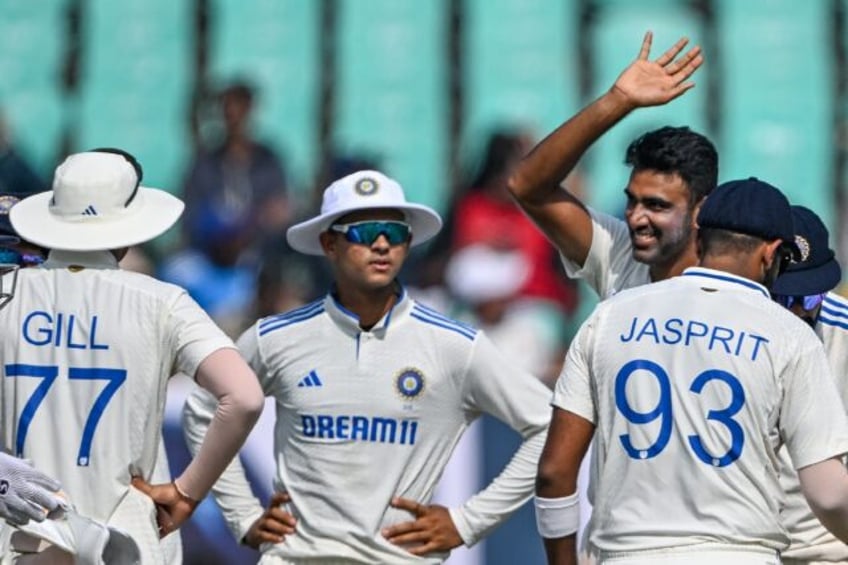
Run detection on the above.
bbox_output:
[297,370,323,388]
[82,205,98,216]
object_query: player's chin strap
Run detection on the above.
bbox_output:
[0,263,18,312]
[535,492,580,539]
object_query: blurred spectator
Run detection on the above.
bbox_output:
[182,80,290,252]
[159,199,258,337]
[444,129,579,316]
[0,116,47,198]
[444,243,564,386]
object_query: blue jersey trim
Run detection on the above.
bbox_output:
[410,306,476,340]
[818,313,848,331]
[259,299,323,330]
[681,270,769,298]
[823,296,848,317]
[259,305,325,336]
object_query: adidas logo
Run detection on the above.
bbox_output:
[297,370,323,388]
[82,205,98,216]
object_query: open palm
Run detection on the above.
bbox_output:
[613,32,704,108]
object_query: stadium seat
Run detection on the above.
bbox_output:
[717,0,833,226]
[333,0,448,212]
[209,0,320,193]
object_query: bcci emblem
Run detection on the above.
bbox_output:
[794,235,811,263]
[354,177,379,196]
[0,195,19,216]
[395,368,425,400]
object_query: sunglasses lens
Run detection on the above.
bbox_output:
[774,293,826,311]
[341,222,410,245]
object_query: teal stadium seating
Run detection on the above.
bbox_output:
[461,0,579,172]
[717,0,834,228]
[77,0,192,198]
[585,3,707,216]
[0,0,66,175]
[333,0,448,213]
[209,0,320,195]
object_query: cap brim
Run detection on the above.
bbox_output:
[772,259,842,296]
[286,203,442,255]
[10,187,184,251]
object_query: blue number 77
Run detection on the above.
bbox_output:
[5,364,126,466]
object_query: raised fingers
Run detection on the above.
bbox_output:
[637,31,653,60]
[666,46,702,77]
[655,37,690,67]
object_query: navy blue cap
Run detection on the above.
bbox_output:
[771,206,842,296]
[697,177,800,257]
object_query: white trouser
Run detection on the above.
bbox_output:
[599,545,780,565]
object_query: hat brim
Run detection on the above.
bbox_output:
[9,187,184,251]
[286,203,442,255]
[771,258,843,296]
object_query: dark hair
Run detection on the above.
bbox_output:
[625,126,718,203]
[697,227,764,258]
[469,130,528,190]
[221,81,255,104]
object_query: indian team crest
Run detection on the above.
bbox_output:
[354,177,379,196]
[794,234,811,262]
[0,195,19,216]
[395,368,425,399]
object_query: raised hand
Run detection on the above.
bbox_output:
[382,496,463,556]
[244,492,297,549]
[611,31,704,109]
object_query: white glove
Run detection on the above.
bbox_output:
[0,452,63,526]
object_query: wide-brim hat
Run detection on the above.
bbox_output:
[10,152,184,252]
[287,170,442,255]
[771,206,842,296]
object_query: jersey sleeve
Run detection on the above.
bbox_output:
[781,336,848,469]
[560,208,634,298]
[166,291,235,378]
[181,385,265,541]
[448,333,552,546]
[236,323,280,397]
[551,311,597,424]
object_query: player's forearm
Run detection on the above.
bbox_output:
[176,349,264,501]
[799,457,848,543]
[182,386,266,540]
[451,427,548,546]
[507,88,634,206]
[544,535,578,565]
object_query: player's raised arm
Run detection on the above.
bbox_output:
[507,32,703,268]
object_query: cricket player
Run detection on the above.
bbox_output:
[771,206,848,565]
[536,179,848,564]
[183,170,552,564]
[0,150,265,563]
[507,32,715,299]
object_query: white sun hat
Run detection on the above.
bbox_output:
[10,151,184,251]
[286,170,442,255]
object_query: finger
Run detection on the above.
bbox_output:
[254,530,285,545]
[671,54,704,84]
[665,45,701,75]
[382,520,419,539]
[654,37,689,67]
[269,491,291,507]
[406,541,442,556]
[24,486,61,513]
[260,516,296,536]
[637,31,652,60]
[390,496,423,515]
[267,507,297,527]
[131,476,153,496]
[386,529,431,546]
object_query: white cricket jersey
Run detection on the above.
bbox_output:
[553,267,848,554]
[183,288,551,564]
[560,207,650,299]
[779,291,848,563]
[0,250,233,561]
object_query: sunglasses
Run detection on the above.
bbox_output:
[330,221,412,246]
[773,293,826,311]
[0,247,44,268]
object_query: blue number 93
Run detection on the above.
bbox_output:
[615,360,746,467]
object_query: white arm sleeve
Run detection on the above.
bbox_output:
[449,334,552,547]
[175,348,264,501]
[182,386,265,541]
[799,458,848,543]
